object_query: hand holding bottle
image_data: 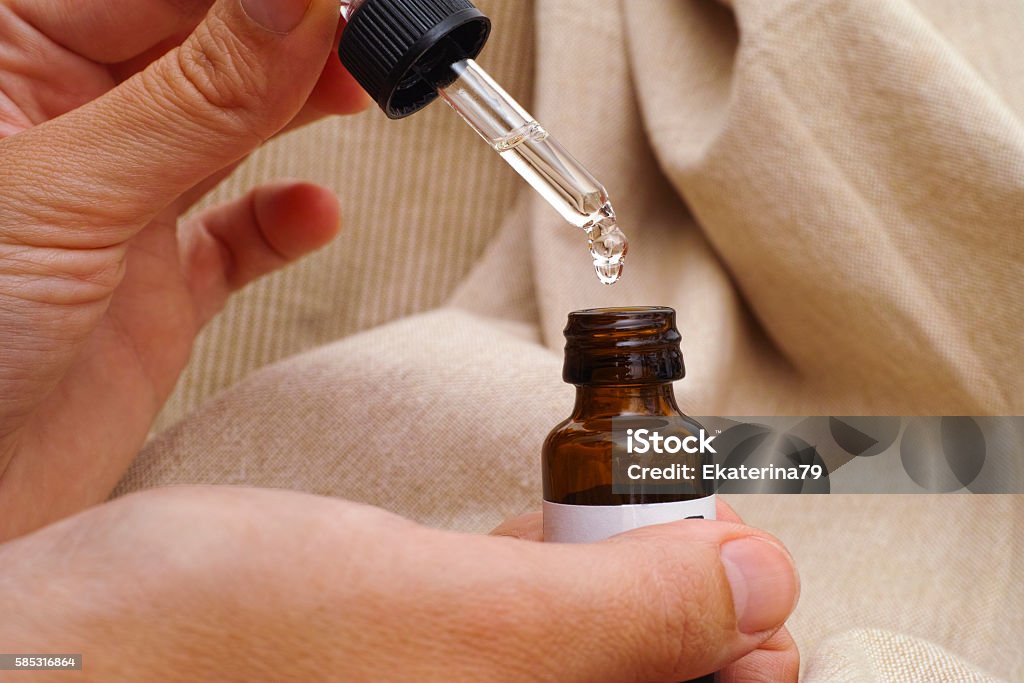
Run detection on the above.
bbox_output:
[0,486,799,682]
[495,498,801,682]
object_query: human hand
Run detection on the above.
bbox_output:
[492,498,801,682]
[0,0,369,539]
[0,487,798,682]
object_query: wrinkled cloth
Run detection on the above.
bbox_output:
[117,0,1024,680]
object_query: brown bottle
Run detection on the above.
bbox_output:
[542,307,718,683]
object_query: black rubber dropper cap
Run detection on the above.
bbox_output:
[339,0,492,120]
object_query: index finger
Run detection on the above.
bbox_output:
[6,0,370,117]
[8,0,210,64]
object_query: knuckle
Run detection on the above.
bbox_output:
[158,18,268,131]
[622,543,723,680]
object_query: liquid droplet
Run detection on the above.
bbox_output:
[585,214,628,285]
[595,259,624,285]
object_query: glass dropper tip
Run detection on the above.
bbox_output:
[437,59,629,285]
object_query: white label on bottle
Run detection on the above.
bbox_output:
[543,495,717,544]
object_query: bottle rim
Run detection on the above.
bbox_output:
[562,307,685,385]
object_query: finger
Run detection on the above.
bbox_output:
[9,0,370,115]
[180,180,340,324]
[502,520,801,682]
[302,22,374,116]
[490,512,543,541]
[174,28,368,215]
[108,17,371,119]
[716,497,743,524]
[2,0,342,248]
[8,0,210,64]
[172,29,370,214]
[719,626,800,683]
[495,497,746,542]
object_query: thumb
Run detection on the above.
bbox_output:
[514,521,800,682]
[3,0,340,247]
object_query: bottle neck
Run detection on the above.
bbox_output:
[572,383,680,419]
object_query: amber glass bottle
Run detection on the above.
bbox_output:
[542,307,717,683]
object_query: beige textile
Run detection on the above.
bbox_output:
[118,0,1024,680]
[805,629,1006,682]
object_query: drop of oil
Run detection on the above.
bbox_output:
[595,259,624,285]
[586,216,628,286]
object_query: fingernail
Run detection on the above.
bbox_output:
[241,0,312,34]
[721,537,799,634]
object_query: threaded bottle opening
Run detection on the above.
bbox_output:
[563,307,685,385]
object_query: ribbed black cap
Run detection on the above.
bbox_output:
[339,0,491,119]
[563,307,686,386]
